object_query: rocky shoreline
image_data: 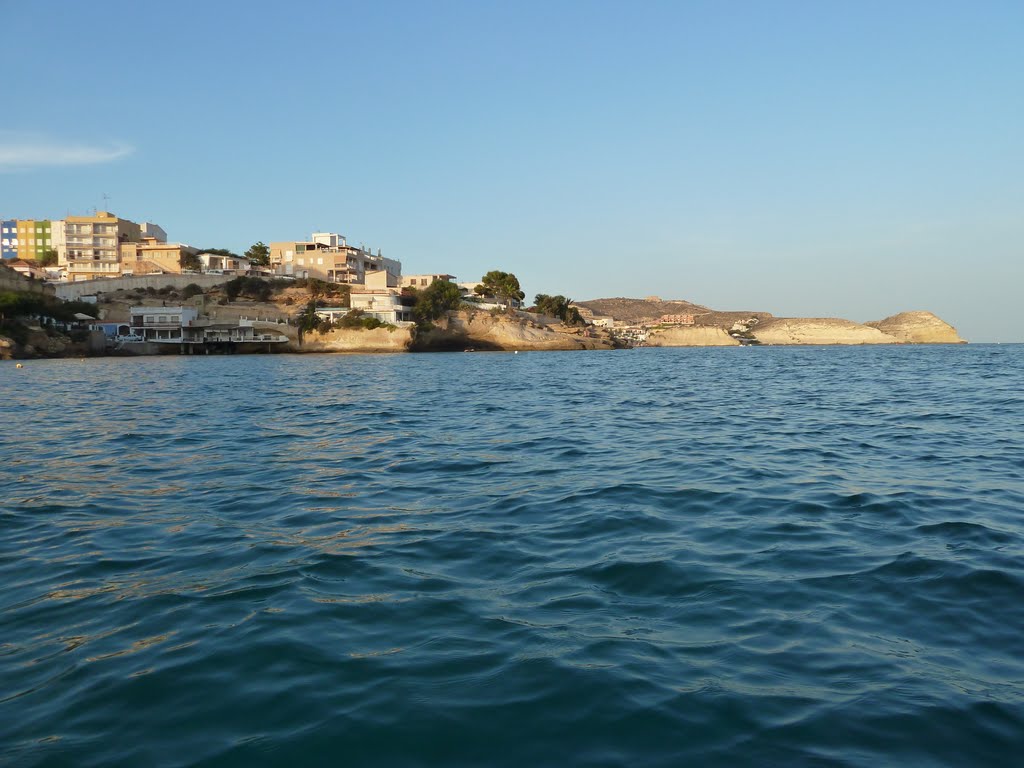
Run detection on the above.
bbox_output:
[644,311,964,347]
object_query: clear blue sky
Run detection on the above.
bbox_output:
[2,0,1022,341]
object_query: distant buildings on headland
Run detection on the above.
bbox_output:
[0,212,533,330]
[2,211,704,338]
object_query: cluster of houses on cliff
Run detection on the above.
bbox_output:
[3,211,706,341]
[1,210,525,337]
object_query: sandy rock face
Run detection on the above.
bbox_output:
[752,318,898,345]
[865,312,965,344]
[419,311,612,351]
[294,326,413,353]
[645,326,740,347]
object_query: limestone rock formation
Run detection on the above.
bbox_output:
[292,326,414,353]
[645,326,740,347]
[865,311,965,344]
[417,310,613,351]
[752,318,898,345]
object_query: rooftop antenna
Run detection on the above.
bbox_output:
[101,193,110,212]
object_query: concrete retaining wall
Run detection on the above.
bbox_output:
[54,274,234,300]
[0,267,56,296]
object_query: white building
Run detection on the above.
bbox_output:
[197,252,251,274]
[129,306,199,342]
[348,270,414,325]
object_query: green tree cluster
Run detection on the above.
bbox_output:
[532,294,585,326]
[223,276,273,302]
[180,251,203,272]
[0,291,95,323]
[412,280,463,325]
[245,241,270,267]
[476,270,525,310]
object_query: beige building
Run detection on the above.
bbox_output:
[120,240,198,275]
[401,273,456,289]
[270,231,401,285]
[349,269,413,325]
[58,211,162,282]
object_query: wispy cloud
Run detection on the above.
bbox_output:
[0,133,134,172]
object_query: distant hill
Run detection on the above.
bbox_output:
[577,297,772,327]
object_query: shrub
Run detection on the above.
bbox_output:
[182,284,204,299]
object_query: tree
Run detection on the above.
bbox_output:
[413,279,463,325]
[532,294,585,326]
[245,241,270,267]
[180,251,202,272]
[198,247,241,258]
[296,300,323,344]
[476,270,525,311]
[39,249,59,267]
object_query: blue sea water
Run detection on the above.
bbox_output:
[1,345,1023,767]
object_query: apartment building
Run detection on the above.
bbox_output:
[59,211,138,280]
[1,220,16,259]
[1,219,53,260]
[270,231,401,285]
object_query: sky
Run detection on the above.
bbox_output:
[1,0,1021,341]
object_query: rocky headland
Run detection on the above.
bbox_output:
[412,310,614,352]
[865,311,965,344]
[577,297,965,346]
[645,326,739,347]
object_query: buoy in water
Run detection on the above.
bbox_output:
[16,363,24,368]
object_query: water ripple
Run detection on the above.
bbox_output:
[2,347,1023,766]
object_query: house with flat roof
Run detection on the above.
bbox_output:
[269,231,401,285]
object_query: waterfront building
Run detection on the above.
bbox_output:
[130,306,199,341]
[349,269,414,325]
[127,305,289,348]
[270,231,401,285]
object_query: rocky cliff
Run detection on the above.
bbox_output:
[293,326,413,353]
[751,318,898,345]
[416,310,614,352]
[865,311,965,344]
[645,326,740,347]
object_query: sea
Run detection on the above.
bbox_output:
[1,345,1022,767]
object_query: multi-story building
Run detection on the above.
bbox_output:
[349,270,413,325]
[15,220,53,260]
[1,219,53,260]
[269,231,401,285]
[56,211,172,282]
[1,220,16,259]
